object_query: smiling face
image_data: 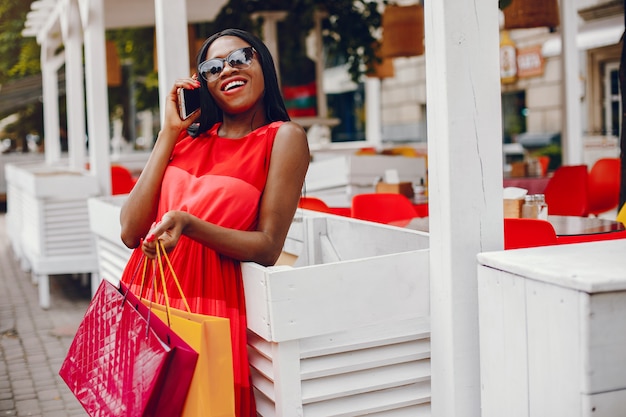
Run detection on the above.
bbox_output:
[203,36,266,118]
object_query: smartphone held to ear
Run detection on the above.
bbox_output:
[177,87,201,120]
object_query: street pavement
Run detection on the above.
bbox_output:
[0,212,90,416]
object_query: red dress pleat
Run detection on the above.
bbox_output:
[121,121,283,417]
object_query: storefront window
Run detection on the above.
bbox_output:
[604,61,621,137]
[502,90,527,143]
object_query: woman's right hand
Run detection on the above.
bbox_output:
[162,76,202,134]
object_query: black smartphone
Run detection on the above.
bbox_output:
[177,87,201,120]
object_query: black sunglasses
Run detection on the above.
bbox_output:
[198,46,256,82]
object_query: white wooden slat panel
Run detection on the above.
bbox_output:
[248,330,274,360]
[45,205,88,216]
[250,367,276,404]
[42,198,94,258]
[46,246,94,257]
[324,215,429,259]
[88,195,126,243]
[300,339,429,380]
[303,381,430,417]
[6,183,24,250]
[299,318,429,358]
[249,320,431,416]
[477,265,529,417]
[20,194,43,257]
[45,215,90,226]
[241,263,273,340]
[271,341,304,416]
[45,232,92,243]
[248,345,275,382]
[27,254,99,274]
[42,199,87,209]
[45,239,93,255]
[96,238,132,285]
[45,222,90,234]
[301,360,430,403]
[28,172,99,199]
[253,387,279,417]
[526,278,581,417]
[260,251,429,342]
[586,291,626,393]
[365,403,431,417]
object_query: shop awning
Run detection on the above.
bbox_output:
[0,73,65,117]
[542,14,624,57]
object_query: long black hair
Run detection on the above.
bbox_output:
[191,28,290,137]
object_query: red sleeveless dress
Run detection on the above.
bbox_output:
[121,121,283,417]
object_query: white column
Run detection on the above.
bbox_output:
[80,0,112,195]
[560,0,582,165]
[365,77,383,148]
[253,11,288,84]
[154,0,189,125]
[425,0,503,416]
[60,0,86,170]
[40,37,62,165]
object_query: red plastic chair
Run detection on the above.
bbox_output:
[587,158,621,216]
[298,196,351,216]
[504,218,558,249]
[543,165,589,217]
[351,193,418,224]
[298,196,333,213]
[111,165,137,195]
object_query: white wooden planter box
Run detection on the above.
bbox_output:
[87,197,432,416]
[87,195,132,287]
[477,239,626,417]
[244,212,431,416]
[5,162,100,309]
[1,152,45,198]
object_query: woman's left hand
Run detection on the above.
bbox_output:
[142,211,189,258]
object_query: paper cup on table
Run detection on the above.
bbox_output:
[503,187,528,218]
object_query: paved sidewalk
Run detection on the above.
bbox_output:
[0,213,89,416]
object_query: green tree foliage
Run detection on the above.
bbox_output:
[199,0,385,85]
[107,28,159,113]
[0,0,40,84]
[0,0,43,146]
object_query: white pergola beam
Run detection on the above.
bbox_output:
[80,0,112,195]
[154,0,189,124]
[60,0,86,171]
[425,0,503,415]
[561,0,583,165]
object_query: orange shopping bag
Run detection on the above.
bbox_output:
[146,302,235,417]
[141,241,236,417]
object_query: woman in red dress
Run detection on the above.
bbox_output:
[119,29,310,416]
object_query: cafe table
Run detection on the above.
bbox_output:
[548,215,625,236]
[390,215,626,243]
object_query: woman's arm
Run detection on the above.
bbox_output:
[144,121,310,266]
[120,78,200,249]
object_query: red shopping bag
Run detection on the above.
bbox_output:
[59,279,198,417]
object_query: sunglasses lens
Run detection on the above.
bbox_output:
[199,47,255,81]
[229,48,253,68]
[200,60,223,81]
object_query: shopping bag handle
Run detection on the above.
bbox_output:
[156,239,191,313]
[135,240,191,312]
[154,239,191,313]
